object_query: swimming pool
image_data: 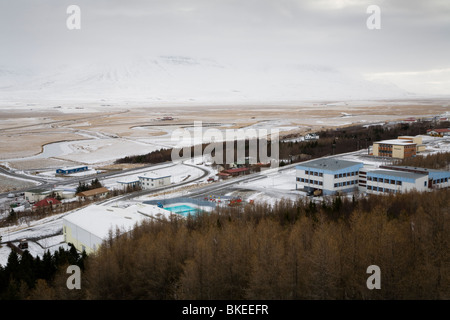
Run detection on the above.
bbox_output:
[165,204,199,216]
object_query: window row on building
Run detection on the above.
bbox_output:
[333,171,358,179]
[304,170,323,177]
[367,177,402,185]
[367,186,400,193]
[334,180,358,188]
[297,177,323,186]
[433,178,449,184]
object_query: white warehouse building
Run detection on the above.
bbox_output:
[138,172,172,190]
[62,203,173,254]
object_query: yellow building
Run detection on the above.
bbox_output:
[372,139,416,159]
[398,135,426,153]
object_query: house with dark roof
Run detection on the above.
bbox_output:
[32,197,61,210]
[76,187,110,201]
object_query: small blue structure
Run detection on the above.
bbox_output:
[157,202,164,208]
[56,166,89,175]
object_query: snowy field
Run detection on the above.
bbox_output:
[0,173,40,193]
[1,135,449,266]
[0,211,71,267]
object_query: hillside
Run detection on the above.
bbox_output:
[0,56,411,103]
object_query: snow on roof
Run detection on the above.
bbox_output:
[58,165,88,170]
[76,187,109,197]
[375,139,416,145]
[62,203,173,239]
[138,171,171,179]
[117,177,140,184]
[367,169,427,182]
[296,158,363,172]
[26,188,51,194]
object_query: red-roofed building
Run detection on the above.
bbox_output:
[427,128,450,137]
[222,167,250,176]
[32,197,61,210]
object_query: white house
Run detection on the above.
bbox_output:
[138,172,171,190]
[117,177,140,190]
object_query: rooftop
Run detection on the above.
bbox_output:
[26,188,51,194]
[63,203,173,239]
[58,165,88,170]
[117,177,140,184]
[381,165,450,175]
[375,139,416,145]
[223,167,250,174]
[138,171,171,179]
[76,187,109,197]
[368,169,427,181]
[33,197,61,207]
[427,128,450,133]
[296,158,363,172]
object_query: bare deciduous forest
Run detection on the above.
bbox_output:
[21,189,449,300]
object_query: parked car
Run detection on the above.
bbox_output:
[18,239,28,250]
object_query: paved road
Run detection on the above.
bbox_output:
[108,163,212,201]
[0,161,178,198]
[0,162,212,252]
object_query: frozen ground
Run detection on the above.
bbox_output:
[0,173,40,193]
[1,135,449,266]
[0,211,71,267]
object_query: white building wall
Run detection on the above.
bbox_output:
[63,219,103,254]
[139,176,171,190]
[296,171,359,195]
[366,175,428,194]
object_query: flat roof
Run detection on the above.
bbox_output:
[58,166,88,170]
[382,165,450,179]
[138,171,171,179]
[368,169,427,181]
[117,177,140,184]
[427,128,450,133]
[223,167,250,173]
[63,203,173,239]
[77,187,109,197]
[375,139,416,145]
[26,188,51,194]
[296,158,363,172]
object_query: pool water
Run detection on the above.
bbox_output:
[165,204,199,216]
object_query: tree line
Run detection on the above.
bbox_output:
[75,178,103,194]
[395,151,450,170]
[0,244,86,299]
[115,121,448,166]
[12,188,448,300]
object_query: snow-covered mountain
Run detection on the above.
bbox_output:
[0,56,411,103]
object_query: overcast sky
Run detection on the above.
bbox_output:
[0,0,449,95]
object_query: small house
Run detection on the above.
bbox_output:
[33,197,61,210]
[76,187,109,201]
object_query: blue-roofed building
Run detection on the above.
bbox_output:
[56,166,89,175]
[378,165,450,191]
[296,158,364,195]
[365,169,428,194]
[296,159,450,196]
